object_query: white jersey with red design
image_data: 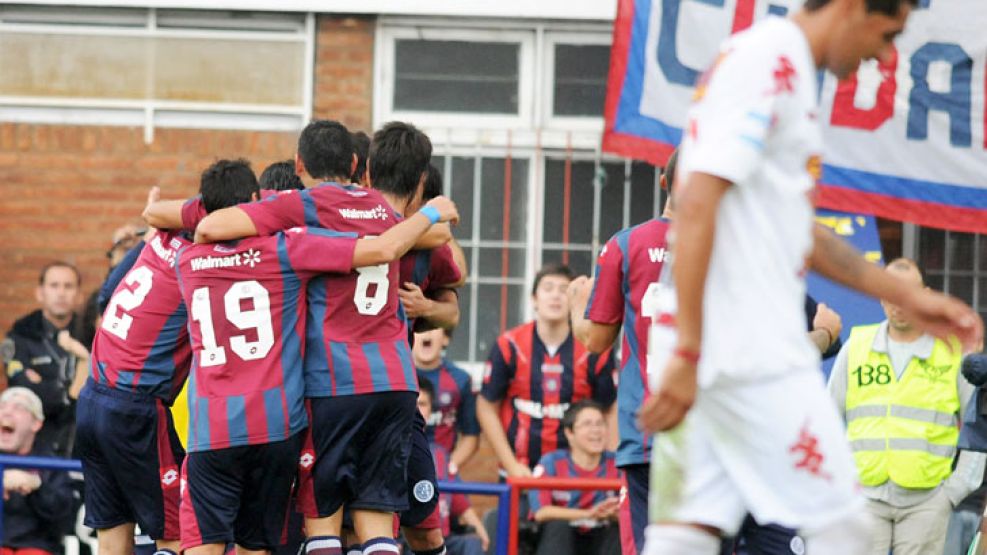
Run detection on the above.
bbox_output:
[678,16,821,386]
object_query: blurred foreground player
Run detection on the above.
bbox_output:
[637,0,982,554]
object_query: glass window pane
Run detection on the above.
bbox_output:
[949,276,974,305]
[542,249,594,277]
[630,162,659,226]
[0,33,147,99]
[155,38,304,105]
[926,272,944,294]
[479,158,528,242]
[553,44,609,117]
[476,284,525,358]
[394,40,519,114]
[478,248,526,279]
[919,227,945,271]
[0,33,304,106]
[599,162,626,241]
[446,283,473,362]
[947,231,974,272]
[544,159,597,245]
[446,157,477,242]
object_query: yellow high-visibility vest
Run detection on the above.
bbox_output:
[845,324,962,488]
[170,381,189,448]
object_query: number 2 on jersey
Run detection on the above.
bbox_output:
[191,280,274,367]
[101,266,154,340]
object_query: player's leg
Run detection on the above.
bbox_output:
[698,371,871,555]
[75,384,138,555]
[350,391,418,550]
[618,463,650,555]
[180,449,244,555]
[400,416,443,554]
[234,432,305,555]
[300,397,369,555]
[643,400,751,555]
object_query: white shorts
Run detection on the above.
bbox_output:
[649,368,863,535]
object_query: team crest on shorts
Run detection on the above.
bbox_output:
[789,536,805,555]
[413,480,435,503]
[299,450,315,470]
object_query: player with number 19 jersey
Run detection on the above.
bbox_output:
[239,183,417,395]
[76,229,192,545]
[174,226,357,551]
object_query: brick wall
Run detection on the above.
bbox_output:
[0,13,378,336]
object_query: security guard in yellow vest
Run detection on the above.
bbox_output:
[828,258,984,555]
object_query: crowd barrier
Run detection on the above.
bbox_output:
[0,456,622,555]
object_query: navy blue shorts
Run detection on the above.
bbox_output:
[180,433,302,551]
[729,514,803,555]
[399,410,439,529]
[297,392,416,517]
[76,380,184,540]
[618,463,649,555]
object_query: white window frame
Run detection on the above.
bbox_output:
[375,25,535,130]
[0,7,315,142]
[541,31,611,132]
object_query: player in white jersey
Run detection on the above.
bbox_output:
[638,1,983,554]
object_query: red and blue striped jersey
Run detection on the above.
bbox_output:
[528,450,620,520]
[418,360,479,453]
[90,230,193,404]
[238,183,418,397]
[399,245,461,344]
[481,322,617,468]
[585,219,670,467]
[175,227,357,452]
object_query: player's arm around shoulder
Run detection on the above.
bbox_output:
[352,196,459,267]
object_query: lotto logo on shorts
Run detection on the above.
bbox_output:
[299,450,315,470]
[160,467,179,488]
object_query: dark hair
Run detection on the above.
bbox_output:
[663,148,679,196]
[39,261,81,286]
[418,375,435,403]
[423,163,443,201]
[75,290,100,349]
[562,400,604,432]
[532,262,575,296]
[297,120,354,181]
[804,0,916,15]
[259,160,304,192]
[351,131,371,183]
[200,159,260,214]
[369,122,432,201]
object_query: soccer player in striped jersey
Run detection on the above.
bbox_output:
[566,150,676,555]
[528,400,620,555]
[175,158,458,555]
[78,187,195,555]
[193,121,450,555]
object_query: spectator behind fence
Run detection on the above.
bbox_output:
[414,377,488,555]
[0,387,74,555]
[527,400,620,555]
[944,352,987,555]
[828,258,985,555]
[3,262,88,456]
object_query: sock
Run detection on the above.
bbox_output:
[641,524,720,555]
[343,544,362,555]
[361,537,400,554]
[305,535,343,555]
[412,545,446,555]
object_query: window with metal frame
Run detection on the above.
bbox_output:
[0,5,314,141]
[916,228,987,325]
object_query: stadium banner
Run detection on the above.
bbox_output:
[809,209,885,378]
[603,0,987,234]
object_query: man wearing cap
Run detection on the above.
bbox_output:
[828,258,985,555]
[0,387,74,555]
